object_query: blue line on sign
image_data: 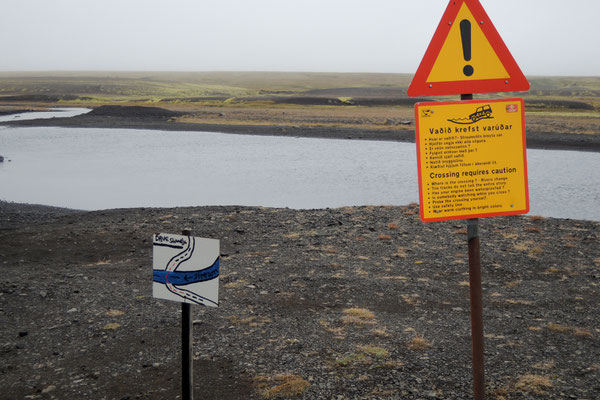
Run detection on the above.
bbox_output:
[153,257,220,285]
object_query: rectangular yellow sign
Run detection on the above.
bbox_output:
[415,98,529,222]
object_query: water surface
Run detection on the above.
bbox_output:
[0,125,598,221]
[0,108,90,123]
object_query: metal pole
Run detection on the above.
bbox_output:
[467,218,485,400]
[181,229,193,400]
[461,93,485,400]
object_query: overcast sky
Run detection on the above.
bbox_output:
[2,0,599,76]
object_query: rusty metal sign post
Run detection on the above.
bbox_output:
[460,93,485,400]
[467,218,485,399]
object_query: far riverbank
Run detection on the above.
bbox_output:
[2,105,599,152]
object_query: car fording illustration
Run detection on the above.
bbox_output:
[447,104,494,125]
[469,105,492,122]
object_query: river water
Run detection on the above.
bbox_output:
[0,107,91,123]
[0,110,599,221]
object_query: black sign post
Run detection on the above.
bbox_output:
[181,229,193,400]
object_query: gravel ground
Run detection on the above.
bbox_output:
[1,201,598,399]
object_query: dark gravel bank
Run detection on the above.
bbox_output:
[1,201,598,399]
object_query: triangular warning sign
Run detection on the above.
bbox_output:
[407,0,529,96]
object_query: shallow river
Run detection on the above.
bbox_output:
[0,107,91,123]
[0,111,599,221]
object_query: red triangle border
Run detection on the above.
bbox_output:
[407,0,529,97]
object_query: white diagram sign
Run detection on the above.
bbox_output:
[152,233,220,307]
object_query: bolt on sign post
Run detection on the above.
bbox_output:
[152,230,220,400]
[408,1,530,399]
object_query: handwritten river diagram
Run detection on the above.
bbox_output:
[152,233,220,307]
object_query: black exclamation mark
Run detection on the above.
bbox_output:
[460,19,474,76]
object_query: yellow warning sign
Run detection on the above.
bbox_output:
[415,98,529,222]
[427,3,508,82]
[407,0,529,96]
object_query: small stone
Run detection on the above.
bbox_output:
[67,308,78,313]
[42,385,56,394]
[39,290,48,298]
[103,323,120,330]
